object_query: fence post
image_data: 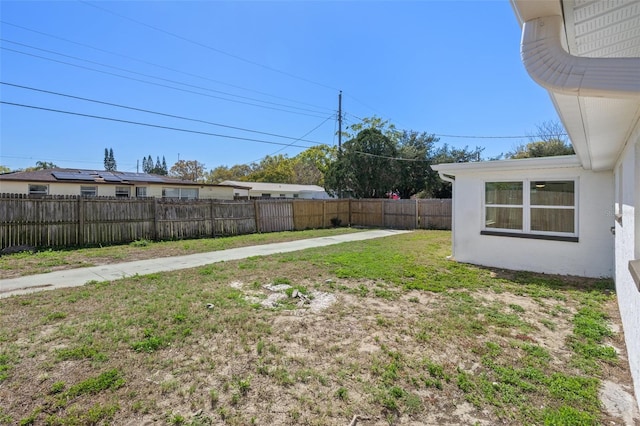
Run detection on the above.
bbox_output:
[211,199,217,238]
[153,198,159,241]
[254,200,261,233]
[415,198,419,229]
[381,199,385,228]
[77,196,84,246]
[348,199,352,227]
[322,200,326,228]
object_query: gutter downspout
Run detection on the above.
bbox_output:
[521,15,640,99]
[438,172,456,260]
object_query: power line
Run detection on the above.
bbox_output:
[1,41,331,117]
[78,0,339,92]
[1,101,318,149]
[249,114,336,163]
[2,47,328,119]
[1,82,332,145]
[0,20,335,113]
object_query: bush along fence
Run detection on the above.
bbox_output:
[0,194,451,250]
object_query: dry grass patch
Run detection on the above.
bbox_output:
[0,230,636,425]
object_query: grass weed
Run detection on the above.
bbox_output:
[0,230,628,425]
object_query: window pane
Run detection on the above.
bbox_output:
[530,181,574,206]
[485,182,523,205]
[180,188,198,199]
[486,207,523,230]
[136,187,147,197]
[28,184,48,195]
[163,188,180,198]
[115,187,130,198]
[531,208,575,233]
[81,186,97,197]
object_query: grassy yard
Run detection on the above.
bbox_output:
[0,230,632,425]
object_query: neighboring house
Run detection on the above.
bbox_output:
[220,180,332,200]
[0,168,240,200]
[434,0,640,408]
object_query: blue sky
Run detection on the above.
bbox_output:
[0,0,562,173]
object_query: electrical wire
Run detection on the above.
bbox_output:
[248,114,336,163]
[2,47,329,119]
[0,101,318,149]
[0,20,336,113]
[1,82,332,145]
[1,40,331,117]
[78,0,339,92]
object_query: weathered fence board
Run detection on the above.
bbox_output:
[384,200,418,229]
[293,200,324,230]
[213,201,256,236]
[256,200,294,233]
[351,200,384,227]
[418,199,452,230]
[0,196,452,250]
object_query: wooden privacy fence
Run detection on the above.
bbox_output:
[0,194,451,250]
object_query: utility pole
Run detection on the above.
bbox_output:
[338,90,342,154]
[338,90,343,199]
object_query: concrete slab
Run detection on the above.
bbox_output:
[0,229,411,298]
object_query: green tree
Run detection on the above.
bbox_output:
[104,148,116,171]
[0,165,10,174]
[169,160,205,182]
[342,115,402,143]
[24,161,59,171]
[291,144,337,186]
[325,128,398,198]
[424,144,484,198]
[246,155,295,183]
[396,131,439,199]
[507,120,573,159]
[204,164,253,184]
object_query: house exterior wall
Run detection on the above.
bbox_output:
[614,127,640,409]
[0,181,235,200]
[0,181,27,194]
[450,166,614,278]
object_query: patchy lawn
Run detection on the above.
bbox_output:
[0,230,637,425]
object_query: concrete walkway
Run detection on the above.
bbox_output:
[0,229,411,299]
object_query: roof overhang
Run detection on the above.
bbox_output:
[510,0,640,172]
[432,155,582,176]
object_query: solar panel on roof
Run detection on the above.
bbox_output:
[118,172,164,183]
[52,172,96,181]
[99,172,122,182]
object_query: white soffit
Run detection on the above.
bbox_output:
[564,0,640,170]
[567,0,640,58]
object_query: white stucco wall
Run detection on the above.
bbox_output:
[449,165,614,278]
[614,131,640,409]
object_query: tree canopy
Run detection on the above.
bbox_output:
[142,155,168,175]
[169,160,205,182]
[103,148,117,171]
[506,120,574,159]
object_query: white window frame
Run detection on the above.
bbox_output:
[482,178,578,239]
[162,187,198,200]
[115,186,131,198]
[80,186,97,197]
[136,187,148,197]
[28,184,48,196]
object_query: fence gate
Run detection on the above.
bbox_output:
[256,200,294,233]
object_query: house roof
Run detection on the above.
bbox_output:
[432,155,582,175]
[220,181,327,193]
[0,168,241,188]
[510,0,640,171]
